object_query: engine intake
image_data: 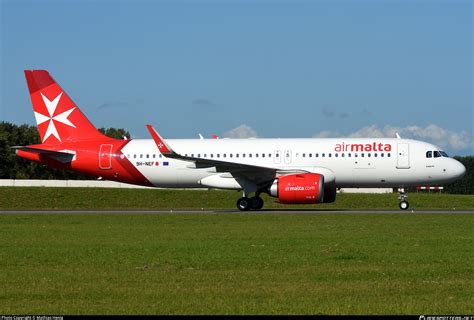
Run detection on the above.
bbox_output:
[269,173,325,204]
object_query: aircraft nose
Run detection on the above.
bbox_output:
[452,160,466,179]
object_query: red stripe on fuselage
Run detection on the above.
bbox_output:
[112,140,153,186]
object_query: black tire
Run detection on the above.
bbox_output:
[399,201,409,210]
[237,197,251,211]
[250,196,264,210]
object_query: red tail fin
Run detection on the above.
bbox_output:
[24,70,107,144]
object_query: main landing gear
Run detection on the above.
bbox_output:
[398,187,409,210]
[237,192,264,211]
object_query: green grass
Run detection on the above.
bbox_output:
[0,213,472,314]
[1,188,473,314]
[0,187,473,210]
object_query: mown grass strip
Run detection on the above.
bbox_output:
[0,187,473,210]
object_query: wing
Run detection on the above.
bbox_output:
[146,124,301,188]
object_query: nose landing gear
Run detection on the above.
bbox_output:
[398,188,409,210]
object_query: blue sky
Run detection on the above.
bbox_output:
[1,0,472,155]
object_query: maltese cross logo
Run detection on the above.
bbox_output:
[34,92,76,143]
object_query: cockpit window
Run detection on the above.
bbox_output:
[440,151,449,157]
[434,151,441,158]
[426,151,432,158]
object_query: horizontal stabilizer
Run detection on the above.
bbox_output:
[12,146,75,163]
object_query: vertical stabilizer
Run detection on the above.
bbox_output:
[24,70,107,144]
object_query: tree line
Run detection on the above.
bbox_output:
[0,121,472,194]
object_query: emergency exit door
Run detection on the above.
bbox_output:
[284,150,292,164]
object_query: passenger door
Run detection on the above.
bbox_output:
[396,143,410,169]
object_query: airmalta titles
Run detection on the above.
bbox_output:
[334,142,392,152]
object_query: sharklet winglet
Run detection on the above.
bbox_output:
[146,124,174,155]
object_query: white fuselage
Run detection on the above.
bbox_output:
[120,138,465,189]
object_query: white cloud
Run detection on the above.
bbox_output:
[313,124,472,151]
[312,130,343,138]
[222,124,258,138]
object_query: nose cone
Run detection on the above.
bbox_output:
[452,160,466,180]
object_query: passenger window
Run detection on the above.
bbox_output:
[381,153,384,157]
[354,153,358,158]
[262,153,265,158]
[426,151,432,158]
[255,154,258,158]
[198,154,201,158]
[223,154,226,158]
[374,153,377,157]
[309,153,312,157]
[335,153,338,157]
[217,154,220,158]
[133,154,136,159]
[236,154,239,158]
[302,153,305,158]
[249,154,252,158]
[230,154,233,158]
[140,154,143,158]
[368,153,371,157]
[322,153,325,157]
[361,153,364,158]
[342,153,345,157]
[316,153,319,158]
[243,154,246,158]
[387,153,391,158]
[348,153,351,157]
[204,154,207,157]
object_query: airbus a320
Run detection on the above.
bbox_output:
[15,70,466,210]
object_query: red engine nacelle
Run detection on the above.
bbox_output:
[269,173,325,204]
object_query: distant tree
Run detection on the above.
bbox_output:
[98,127,131,140]
[0,122,44,179]
[445,156,474,194]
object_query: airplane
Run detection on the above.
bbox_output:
[14,70,466,211]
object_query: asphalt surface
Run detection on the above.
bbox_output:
[1,209,473,215]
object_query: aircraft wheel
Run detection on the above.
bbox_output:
[237,197,251,211]
[250,196,264,210]
[399,201,409,210]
